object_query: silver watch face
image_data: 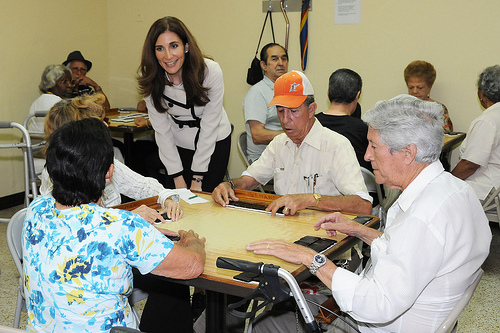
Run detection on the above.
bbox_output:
[314,254,327,265]
[310,254,327,275]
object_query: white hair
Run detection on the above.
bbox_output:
[39,65,72,93]
[363,94,444,163]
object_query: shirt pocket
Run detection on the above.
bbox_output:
[273,166,286,193]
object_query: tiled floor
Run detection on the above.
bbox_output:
[1,205,499,331]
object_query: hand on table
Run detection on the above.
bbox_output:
[132,204,166,224]
[246,239,316,266]
[134,116,149,127]
[177,229,206,248]
[211,182,238,206]
[161,198,183,221]
[132,205,179,237]
[157,228,180,238]
[265,193,315,216]
[314,212,361,237]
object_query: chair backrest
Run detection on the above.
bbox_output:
[7,208,27,277]
[435,269,484,333]
[482,186,500,210]
[236,131,266,193]
[237,132,251,168]
[129,288,149,325]
[481,186,500,225]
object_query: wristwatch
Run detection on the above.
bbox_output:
[192,177,203,183]
[309,253,327,275]
[313,193,322,207]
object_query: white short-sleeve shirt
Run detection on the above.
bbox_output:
[459,102,500,200]
[244,119,370,202]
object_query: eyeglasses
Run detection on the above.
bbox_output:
[70,66,87,73]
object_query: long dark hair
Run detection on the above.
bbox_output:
[138,16,209,112]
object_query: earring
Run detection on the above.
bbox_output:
[185,50,188,53]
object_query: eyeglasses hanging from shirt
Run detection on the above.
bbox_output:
[304,173,319,193]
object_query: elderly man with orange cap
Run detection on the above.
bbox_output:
[213,71,372,215]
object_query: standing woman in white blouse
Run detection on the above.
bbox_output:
[138,16,232,192]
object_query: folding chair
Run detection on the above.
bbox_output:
[482,186,500,227]
[6,208,27,328]
[223,124,234,183]
[237,132,266,193]
[435,269,483,333]
[128,288,149,325]
[0,121,38,222]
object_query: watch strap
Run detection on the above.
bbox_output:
[313,193,321,207]
[309,253,327,275]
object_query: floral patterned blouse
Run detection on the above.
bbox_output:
[22,196,173,332]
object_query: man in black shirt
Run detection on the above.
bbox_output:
[315,68,371,172]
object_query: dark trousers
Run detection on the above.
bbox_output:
[131,139,167,187]
[133,269,193,333]
[165,135,231,192]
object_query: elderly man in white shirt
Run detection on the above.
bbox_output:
[247,95,492,332]
[452,65,500,201]
[213,71,372,216]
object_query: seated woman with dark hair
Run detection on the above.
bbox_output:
[40,94,183,223]
[22,118,206,332]
[315,68,371,172]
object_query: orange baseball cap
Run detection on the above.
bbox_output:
[268,70,315,108]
